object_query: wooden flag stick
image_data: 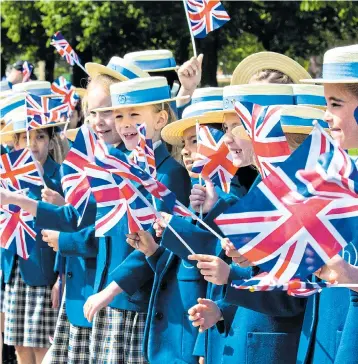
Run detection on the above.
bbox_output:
[182,0,197,57]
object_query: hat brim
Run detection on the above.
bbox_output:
[85,63,129,82]
[231,52,312,85]
[161,114,223,146]
[0,121,68,143]
[65,127,80,142]
[300,78,358,84]
[93,95,190,112]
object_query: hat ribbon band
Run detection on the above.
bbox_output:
[281,115,327,129]
[322,62,358,80]
[111,85,171,106]
[191,95,223,104]
[224,94,294,109]
[107,63,141,80]
[1,100,24,118]
[133,57,176,70]
[294,95,326,106]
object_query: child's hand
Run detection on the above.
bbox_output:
[178,54,204,93]
[126,230,159,257]
[42,230,60,251]
[222,238,253,267]
[0,187,17,205]
[188,254,230,285]
[42,187,66,206]
[190,180,218,214]
[83,282,122,322]
[188,298,222,332]
[153,212,172,238]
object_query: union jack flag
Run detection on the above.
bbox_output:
[0,148,43,191]
[51,31,80,67]
[26,94,68,130]
[22,61,33,83]
[51,76,80,116]
[61,125,97,225]
[192,125,238,193]
[130,124,156,178]
[184,0,230,38]
[234,101,291,178]
[215,125,358,284]
[95,142,192,217]
[0,201,36,260]
[85,164,157,237]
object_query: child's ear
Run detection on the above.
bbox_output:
[155,109,169,130]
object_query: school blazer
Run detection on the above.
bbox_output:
[1,157,62,286]
[35,143,191,313]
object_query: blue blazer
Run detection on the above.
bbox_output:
[35,143,191,314]
[1,156,62,286]
[297,240,358,364]
[161,184,306,364]
[143,243,207,363]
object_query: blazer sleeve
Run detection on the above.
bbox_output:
[145,246,171,274]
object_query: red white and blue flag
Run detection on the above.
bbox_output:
[130,124,156,178]
[192,125,237,193]
[22,61,33,83]
[0,148,43,191]
[51,31,81,67]
[234,101,291,178]
[184,0,230,38]
[51,76,80,116]
[61,125,97,225]
[85,164,157,237]
[0,201,36,260]
[26,94,68,130]
[215,125,358,284]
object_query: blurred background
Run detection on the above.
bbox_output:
[1,0,357,87]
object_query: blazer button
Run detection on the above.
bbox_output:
[160,282,167,290]
[67,272,73,279]
[155,312,163,320]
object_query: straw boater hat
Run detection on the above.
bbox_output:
[85,56,150,81]
[0,80,13,99]
[230,52,312,85]
[124,50,179,72]
[161,87,224,145]
[93,76,188,112]
[12,81,60,98]
[301,44,358,84]
[232,105,327,141]
[204,84,294,123]
[292,84,326,109]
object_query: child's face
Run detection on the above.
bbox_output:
[181,126,198,176]
[88,86,121,145]
[223,113,254,168]
[16,129,51,165]
[324,84,358,149]
[114,105,165,151]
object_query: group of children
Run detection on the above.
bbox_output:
[0,44,358,364]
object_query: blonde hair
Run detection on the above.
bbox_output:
[285,133,308,152]
[342,83,358,99]
[249,69,294,85]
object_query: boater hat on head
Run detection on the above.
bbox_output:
[124,50,178,72]
[232,105,327,141]
[85,56,150,81]
[292,84,326,109]
[93,76,189,112]
[12,81,60,98]
[161,87,223,145]
[301,44,358,84]
[230,52,312,85]
[204,84,294,122]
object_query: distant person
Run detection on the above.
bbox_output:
[7,60,36,85]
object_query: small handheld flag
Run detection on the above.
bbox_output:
[22,61,33,83]
[51,76,80,117]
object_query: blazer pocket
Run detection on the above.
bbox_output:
[40,247,56,280]
[246,332,298,364]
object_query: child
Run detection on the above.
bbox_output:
[0,102,66,364]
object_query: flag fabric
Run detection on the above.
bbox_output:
[85,164,157,237]
[22,61,33,83]
[192,125,238,193]
[0,202,36,260]
[215,125,358,284]
[26,94,68,130]
[51,31,81,67]
[61,125,97,225]
[184,0,230,38]
[234,101,291,178]
[130,124,156,178]
[51,76,80,116]
[0,148,43,191]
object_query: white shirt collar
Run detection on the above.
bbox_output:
[153,140,162,150]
